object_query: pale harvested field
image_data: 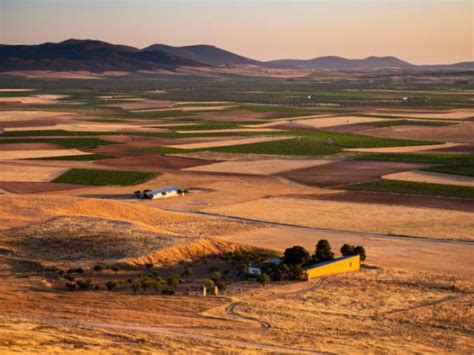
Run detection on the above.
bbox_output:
[383,170,474,187]
[106,100,175,111]
[164,136,292,149]
[367,109,474,120]
[0,111,71,122]
[0,95,67,104]
[219,226,473,275]
[0,89,33,92]
[0,164,67,182]
[176,128,283,134]
[0,149,90,160]
[6,122,167,133]
[298,115,388,128]
[180,105,236,112]
[345,142,464,153]
[185,159,333,175]
[361,122,474,144]
[204,197,474,240]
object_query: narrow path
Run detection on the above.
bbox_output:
[225,302,272,329]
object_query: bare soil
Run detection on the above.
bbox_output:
[279,160,427,187]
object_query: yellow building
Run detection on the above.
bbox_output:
[304,255,360,280]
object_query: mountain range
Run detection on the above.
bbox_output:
[0,39,472,72]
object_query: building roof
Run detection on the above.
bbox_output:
[304,255,358,270]
[148,187,179,194]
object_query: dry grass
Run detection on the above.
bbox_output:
[367,109,474,120]
[0,163,67,182]
[345,142,464,153]
[0,111,70,122]
[383,170,474,187]
[0,149,90,160]
[204,197,474,240]
[299,115,389,128]
[185,158,333,175]
[0,95,67,104]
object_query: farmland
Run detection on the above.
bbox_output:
[0,69,473,353]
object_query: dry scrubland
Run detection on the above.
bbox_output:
[0,74,473,352]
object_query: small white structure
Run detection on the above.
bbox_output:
[135,187,182,200]
[248,266,262,276]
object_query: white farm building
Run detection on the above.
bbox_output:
[135,187,183,200]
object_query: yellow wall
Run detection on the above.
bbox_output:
[305,255,360,280]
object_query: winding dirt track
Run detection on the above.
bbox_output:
[225,302,272,329]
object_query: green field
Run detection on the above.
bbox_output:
[371,120,456,128]
[345,179,474,199]
[53,169,157,186]
[354,153,474,166]
[425,165,474,177]
[0,137,116,148]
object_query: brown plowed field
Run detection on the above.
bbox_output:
[289,191,474,212]
[96,154,217,172]
[279,161,427,187]
[193,110,275,122]
[0,182,86,194]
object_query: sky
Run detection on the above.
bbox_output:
[0,0,472,64]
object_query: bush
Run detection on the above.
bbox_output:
[161,288,175,295]
[144,262,154,270]
[131,280,140,293]
[257,273,271,287]
[284,246,310,265]
[182,265,192,277]
[313,240,334,263]
[214,279,227,292]
[140,276,154,291]
[353,246,367,262]
[65,282,76,291]
[64,273,75,282]
[167,274,181,290]
[340,244,356,256]
[75,267,84,274]
[153,278,165,291]
[211,271,222,281]
[204,279,215,294]
[111,265,119,273]
[76,279,93,290]
[93,264,103,272]
[106,281,117,291]
[290,265,305,280]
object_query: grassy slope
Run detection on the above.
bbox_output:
[346,179,474,199]
[53,169,157,186]
[0,137,116,148]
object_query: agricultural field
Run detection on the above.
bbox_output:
[0,69,473,353]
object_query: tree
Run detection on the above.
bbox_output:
[111,265,119,273]
[204,279,215,294]
[284,246,310,266]
[131,280,140,293]
[290,265,305,280]
[340,244,355,257]
[140,276,153,291]
[353,246,367,262]
[106,281,117,291]
[214,279,227,292]
[65,282,76,291]
[256,273,271,287]
[313,240,334,263]
[93,264,103,272]
[167,274,181,290]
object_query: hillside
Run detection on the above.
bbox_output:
[266,56,414,69]
[0,39,199,72]
[143,44,260,66]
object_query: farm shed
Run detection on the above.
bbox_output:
[304,255,360,280]
[137,187,182,200]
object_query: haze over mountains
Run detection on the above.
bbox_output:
[0,39,472,72]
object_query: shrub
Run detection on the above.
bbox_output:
[106,281,117,291]
[153,279,165,291]
[94,285,100,291]
[313,240,334,263]
[144,262,154,270]
[340,244,356,257]
[284,246,310,265]
[353,246,367,262]
[204,279,215,294]
[290,265,306,281]
[93,264,103,272]
[111,265,119,273]
[64,273,75,282]
[161,288,175,295]
[140,276,154,291]
[257,273,271,287]
[76,279,93,290]
[182,265,192,277]
[75,267,84,274]
[65,282,76,291]
[214,279,227,292]
[211,271,222,281]
[131,280,140,293]
[167,274,181,290]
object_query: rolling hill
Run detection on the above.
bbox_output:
[143,44,260,66]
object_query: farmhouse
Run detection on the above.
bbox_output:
[304,255,360,280]
[135,187,183,200]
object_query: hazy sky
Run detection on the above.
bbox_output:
[0,0,472,64]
